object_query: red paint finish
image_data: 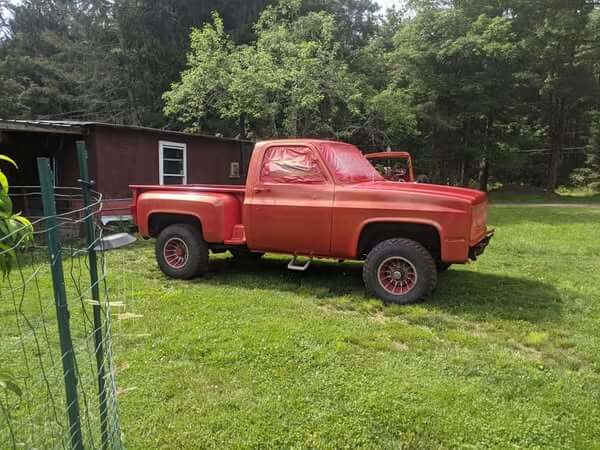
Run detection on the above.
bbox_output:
[132,139,493,264]
[134,189,241,242]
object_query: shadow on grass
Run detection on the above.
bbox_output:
[201,255,561,323]
[432,269,562,323]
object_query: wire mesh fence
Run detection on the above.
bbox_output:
[1,151,123,449]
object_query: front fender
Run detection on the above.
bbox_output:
[350,217,469,263]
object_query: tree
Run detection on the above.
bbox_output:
[0,0,279,126]
[302,0,380,51]
[164,0,365,139]
[0,0,131,122]
[382,4,522,188]
[507,0,597,189]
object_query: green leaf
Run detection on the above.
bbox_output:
[0,190,13,215]
[0,170,7,194]
[13,213,33,229]
[0,370,22,397]
[0,155,17,169]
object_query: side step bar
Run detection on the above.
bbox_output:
[288,256,311,272]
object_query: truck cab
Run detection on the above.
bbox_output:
[132,139,493,304]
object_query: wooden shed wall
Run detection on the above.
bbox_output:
[90,126,251,200]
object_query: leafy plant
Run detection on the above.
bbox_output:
[0,154,33,275]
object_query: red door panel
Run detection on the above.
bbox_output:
[246,146,334,255]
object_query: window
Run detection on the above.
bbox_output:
[159,141,187,185]
[260,146,326,184]
[317,143,383,184]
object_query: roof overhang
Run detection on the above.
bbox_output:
[0,120,255,144]
[0,120,88,136]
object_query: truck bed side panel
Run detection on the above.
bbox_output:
[136,191,241,242]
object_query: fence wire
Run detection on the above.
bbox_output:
[1,186,123,450]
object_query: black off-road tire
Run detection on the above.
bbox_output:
[229,249,264,260]
[436,261,452,272]
[156,224,209,279]
[363,238,437,304]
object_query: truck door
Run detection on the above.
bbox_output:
[247,145,334,256]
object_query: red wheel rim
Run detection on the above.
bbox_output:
[163,237,189,269]
[377,256,418,295]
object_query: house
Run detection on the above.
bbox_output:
[0,120,254,222]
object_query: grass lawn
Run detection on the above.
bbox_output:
[2,206,600,449]
[488,190,600,204]
[101,206,600,449]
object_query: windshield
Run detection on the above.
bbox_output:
[317,143,384,184]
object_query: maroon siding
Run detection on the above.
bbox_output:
[90,126,248,199]
[1,122,253,220]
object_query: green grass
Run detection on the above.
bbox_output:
[103,207,600,449]
[3,206,600,449]
[488,189,600,204]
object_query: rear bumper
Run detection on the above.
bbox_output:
[469,229,494,261]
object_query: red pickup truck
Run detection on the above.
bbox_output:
[131,139,493,304]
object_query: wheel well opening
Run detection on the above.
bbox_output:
[358,222,440,259]
[148,213,202,238]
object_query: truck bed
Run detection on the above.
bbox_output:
[130,184,247,245]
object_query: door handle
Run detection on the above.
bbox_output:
[253,187,271,194]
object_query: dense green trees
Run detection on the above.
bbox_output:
[1,0,599,188]
[0,0,279,125]
[164,2,364,138]
[381,9,522,186]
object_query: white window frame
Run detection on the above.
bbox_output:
[159,140,187,185]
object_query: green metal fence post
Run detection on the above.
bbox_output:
[37,158,84,450]
[76,142,109,450]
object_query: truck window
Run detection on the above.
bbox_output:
[318,143,383,184]
[260,146,326,184]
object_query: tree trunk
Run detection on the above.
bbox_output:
[461,118,469,187]
[547,96,566,191]
[239,113,246,139]
[479,115,492,192]
[548,139,561,191]
[478,157,489,192]
[115,15,140,126]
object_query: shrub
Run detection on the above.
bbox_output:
[566,167,600,192]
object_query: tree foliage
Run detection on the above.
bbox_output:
[164,1,365,138]
[1,0,599,188]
